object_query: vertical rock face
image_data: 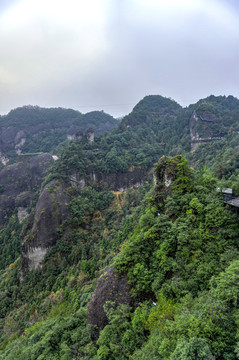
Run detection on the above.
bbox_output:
[21,181,70,272]
[23,247,49,271]
[0,127,26,154]
[154,155,180,199]
[86,128,95,143]
[87,267,134,331]
[0,153,54,227]
[17,207,29,223]
[69,167,148,192]
[20,164,148,274]
[15,130,26,154]
[1,127,18,152]
[189,109,223,151]
[154,155,194,208]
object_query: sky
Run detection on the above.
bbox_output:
[0,0,239,118]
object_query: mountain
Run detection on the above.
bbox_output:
[0,105,119,164]
[119,95,182,129]
[0,94,239,359]
[188,95,239,150]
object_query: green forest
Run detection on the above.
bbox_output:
[0,95,239,359]
[0,106,119,164]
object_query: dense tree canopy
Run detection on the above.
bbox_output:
[1,95,239,359]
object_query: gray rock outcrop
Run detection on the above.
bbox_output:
[87,266,134,331]
[21,181,70,272]
[0,153,53,226]
[70,166,147,192]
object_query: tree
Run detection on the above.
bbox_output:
[170,338,215,360]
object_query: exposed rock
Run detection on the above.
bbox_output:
[24,247,48,271]
[14,130,26,145]
[21,181,70,272]
[0,153,53,226]
[15,130,26,154]
[15,191,32,208]
[67,135,75,141]
[86,128,94,143]
[93,169,145,191]
[1,127,18,152]
[87,266,134,331]
[69,166,147,192]
[0,155,9,166]
[0,106,118,157]
[20,164,148,274]
[154,155,194,208]
[75,131,83,140]
[189,110,223,151]
[17,207,29,223]
[69,174,86,189]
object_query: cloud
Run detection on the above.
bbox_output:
[0,66,17,85]
[0,0,238,116]
[0,0,108,83]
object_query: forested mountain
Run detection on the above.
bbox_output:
[0,95,239,359]
[0,106,118,164]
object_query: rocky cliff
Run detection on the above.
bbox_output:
[69,166,148,192]
[189,108,224,151]
[21,181,70,272]
[87,266,134,332]
[0,153,53,227]
[20,165,150,274]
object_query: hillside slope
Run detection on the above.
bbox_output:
[1,94,239,359]
[0,106,118,164]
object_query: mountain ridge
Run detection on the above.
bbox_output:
[0,94,239,359]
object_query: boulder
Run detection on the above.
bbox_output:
[87,266,134,331]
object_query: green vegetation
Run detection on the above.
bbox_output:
[0,95,239,358]
[0,106,119,163]
[0,106,117,129]
[43,95,191,184]
[0,215,22,270]
[21,130,67,154]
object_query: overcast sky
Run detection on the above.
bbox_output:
[0,0,239,117]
